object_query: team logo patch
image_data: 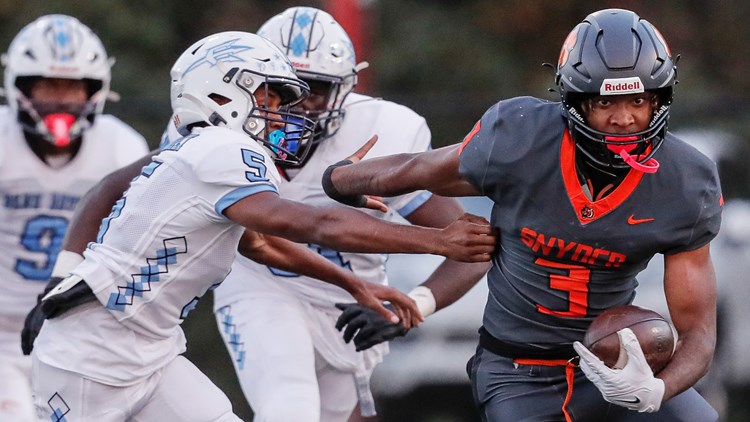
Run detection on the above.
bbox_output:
[580,205,594,219]
[600,77,644,95]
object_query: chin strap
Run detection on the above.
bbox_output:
[616,148,659,173]
[605,136,660,174]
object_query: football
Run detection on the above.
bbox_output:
[583,305,675,374]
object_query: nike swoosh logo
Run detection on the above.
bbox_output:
[613,397,641,404]
[627,215,655,225]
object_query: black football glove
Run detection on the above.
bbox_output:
[21,276,64,355]
[40,276,96,319]
[335,303,409,351]
[20,276,96,355]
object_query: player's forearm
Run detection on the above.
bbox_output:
[307,209,450,255]
[330,145,476,197]
[658,325,715,401]
[420,260,491,312]
[239,232,365,295]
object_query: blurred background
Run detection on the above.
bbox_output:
[2,0,748,420]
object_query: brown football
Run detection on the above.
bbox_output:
[583,305,675,374]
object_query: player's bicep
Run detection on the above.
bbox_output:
[417,145,479,196]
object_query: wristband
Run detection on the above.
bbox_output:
[408,286,436,318]
[51,250,84,279]
[321,159,367,208]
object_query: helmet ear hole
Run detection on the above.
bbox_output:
[208,93,232,106]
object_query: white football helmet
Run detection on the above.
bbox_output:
[2,14,113,146]
[170,31,316,166]
[259,7,361,148]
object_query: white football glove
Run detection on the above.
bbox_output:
[573,328,665,413]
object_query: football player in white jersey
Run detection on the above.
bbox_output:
[0,14,149,422]
[28,31,494,421]
[204,8,491,422]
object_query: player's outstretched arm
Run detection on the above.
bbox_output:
[224,192,495,263]
[323,136,480,205]
[237,230,421,327]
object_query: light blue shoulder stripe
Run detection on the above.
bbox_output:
[396,191,433,217]
[215,184,278,216]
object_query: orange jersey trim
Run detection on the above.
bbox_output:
[560,131,645,225]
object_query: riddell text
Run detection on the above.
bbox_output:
[603,81,641,92]
[520,227,626,267]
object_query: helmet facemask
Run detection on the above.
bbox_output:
[13,76,104,147]
[294,69,357,145]
[564,89,671,174]
[240,76,317,167]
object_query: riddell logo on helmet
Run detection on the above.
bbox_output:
[291,62,310,69]
[600,77,644,95]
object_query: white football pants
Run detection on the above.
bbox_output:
[32,354,241,422]
[215,290,361,422]
[0,320,35,422]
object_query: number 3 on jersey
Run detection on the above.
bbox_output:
[535,257,590,318]
[16,215,69,281]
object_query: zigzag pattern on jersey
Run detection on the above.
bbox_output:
[106,237,188,312]
[218,305,246,370]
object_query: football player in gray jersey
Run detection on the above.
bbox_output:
[328,8,721,422]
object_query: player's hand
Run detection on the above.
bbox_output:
[347,134,379,164]
[363,195,388,213]
[349,282,422,329]
[20,275,66,355]
[574,328,665,413]
[438,213,496,262]
[335,303,409,351]
[40,275,96,319]
[20,299,48,355]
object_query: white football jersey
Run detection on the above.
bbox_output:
[79,126,281,338]
[35,126,281,384]
[214,93,433,309]
[0,106,149,322]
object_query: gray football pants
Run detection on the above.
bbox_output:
[468,345,718,422]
